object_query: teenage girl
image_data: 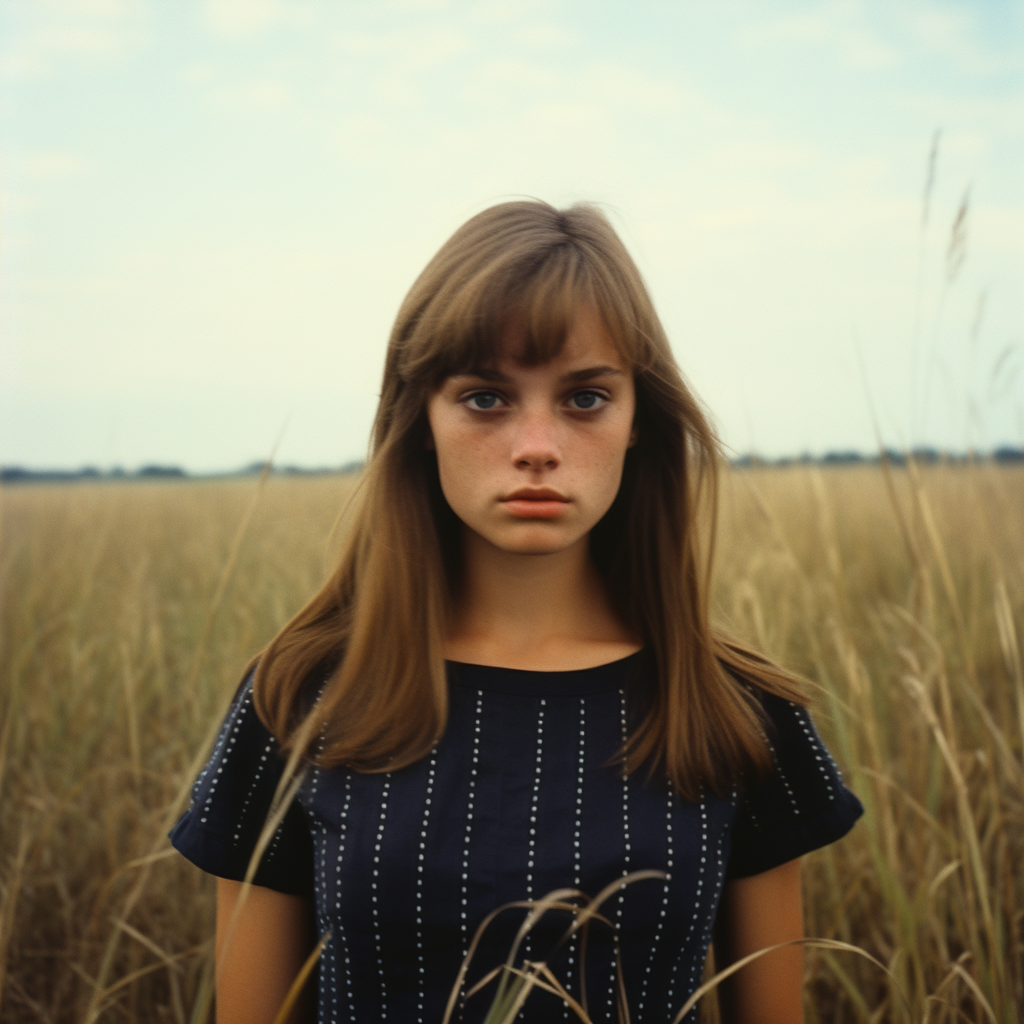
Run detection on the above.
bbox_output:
[171,200,862,1024]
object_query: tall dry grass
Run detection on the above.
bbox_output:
[1,463,1021,1022]
[715,460,1023,1024]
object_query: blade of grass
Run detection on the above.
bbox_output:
[902,674,1000,1010]
[671,938,909,1024]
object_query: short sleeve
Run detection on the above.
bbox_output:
[169,673,315,898]
[726,691,863,879]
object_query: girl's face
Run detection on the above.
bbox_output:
[426,305,637,558]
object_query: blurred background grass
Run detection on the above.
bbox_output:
[1,463,1021,1022]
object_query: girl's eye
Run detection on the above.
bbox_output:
[465,392,503,411]
[568,390,606,411]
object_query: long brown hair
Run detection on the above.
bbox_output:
[252,199,804,800]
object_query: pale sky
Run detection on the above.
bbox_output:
[2,0,1021,472]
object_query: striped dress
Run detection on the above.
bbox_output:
[170,651,862,1023]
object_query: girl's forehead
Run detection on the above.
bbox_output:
[460,303,630,372]
[525,310,625,363]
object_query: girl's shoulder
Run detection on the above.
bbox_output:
[168,670,315,897]
[726,686,863,878]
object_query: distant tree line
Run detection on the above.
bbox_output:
[729,447,1024,468]
[2,449,1021,484]
[0,460,369,484]
[0,464,189,483]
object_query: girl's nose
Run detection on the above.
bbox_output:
[511,409,561,470]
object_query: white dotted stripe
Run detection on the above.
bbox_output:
[265,742,317,866]
[229,739,275,839]
[764,733,800,815]
[196,686,252,822]
[671,818,727,1023]
[525,698,547,898]
[791,702,839,799]
[333,774,355,1022]
[415,748,439,1024]
[309,770,329,1022]
[460,693,484,958]
[314,824,331,1024]
[198,693,240,782]
[370,775,392,1020]
[563,698,586,1020]
[636,784,674,1015]
[607,689,631,1010]
[665,791,708,1012]
[746,713,795,826]
[305,733,327,1024]
[694,827,729,1020]
[196,678,252,784]
[524,698,547,963]
[573,699,586,886]
[687,795,711,996]
[702,826,728,954]
[265,818,289,861]
[309,666,345,1022]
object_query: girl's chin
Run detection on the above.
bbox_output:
[470,526,591,559]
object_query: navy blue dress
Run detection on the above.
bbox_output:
[170,652,862,1023]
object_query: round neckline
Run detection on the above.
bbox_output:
[446,649,645,696]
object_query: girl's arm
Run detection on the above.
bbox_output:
[215,878,317,1024]
[713,856,805,1024]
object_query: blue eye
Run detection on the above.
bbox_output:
[466,392,501,411]
[569,391,605,410]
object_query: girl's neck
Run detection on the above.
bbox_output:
[445,530,641,671]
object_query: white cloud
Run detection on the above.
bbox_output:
[578,61,695,113]
[972,204,1024,257]
[12,150,92,181]
[472,55,560,92]
[386,0,453,12]
[180,60,294,115]
[513,21,576,50]
[30,0,142,15]
[182,62,216,84]
[736,5,900,69]
[0,0,148,78]
[0,52,46,78]
[333,112,391,162]
[735,1,1022,76]
[201,0,317,37]
[2,150,93,217]
[202,0,280,36]
[748,11,833,43]
[842,34,901,69]
[333,24,471,65]
[900,6,1019,76]
[212,78,293,113]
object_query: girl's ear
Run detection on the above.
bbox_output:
[424,427,435,451]
[628,423,639,448]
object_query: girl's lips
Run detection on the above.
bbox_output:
[500,490,570,519]
[501,499,569,519]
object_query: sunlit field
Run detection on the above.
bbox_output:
[1,463,1021,1023]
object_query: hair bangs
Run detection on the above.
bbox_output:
[505,248,586,365]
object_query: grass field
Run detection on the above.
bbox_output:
[1,463,1021,1023]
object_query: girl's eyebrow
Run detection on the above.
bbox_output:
[451,367,507,383]
[561,365,626,383]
